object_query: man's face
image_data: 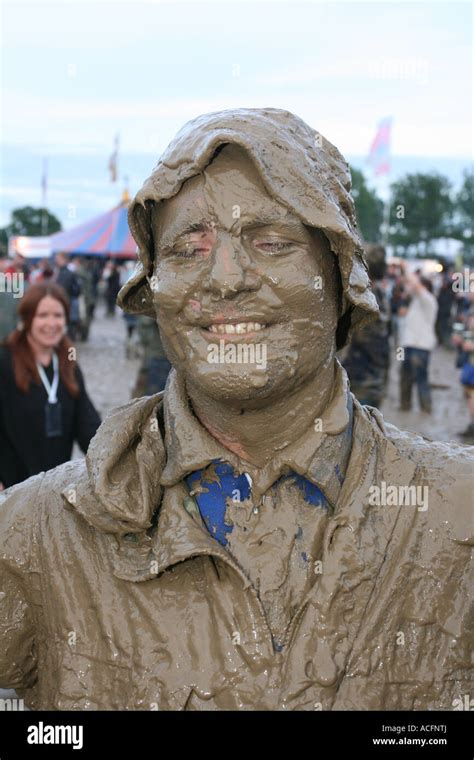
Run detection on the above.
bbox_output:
[150,145,340,404]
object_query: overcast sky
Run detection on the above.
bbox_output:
[1,0,472,226]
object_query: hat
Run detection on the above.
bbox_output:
[118,107,378,347]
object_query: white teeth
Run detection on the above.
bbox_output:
[207,322,266,334]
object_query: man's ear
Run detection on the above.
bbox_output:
[128,199,156,275]
[117,199,158,316]
[315,229,344,317]
[318,232,351,349]
[336,305,354,351]
[116,263,155,316]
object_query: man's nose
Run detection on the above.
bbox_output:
[203,234,259,297]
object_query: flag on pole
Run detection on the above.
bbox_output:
[367,117,392,176]
[108,134,119,182]
[41,158,48,235]
[41,158,48,206]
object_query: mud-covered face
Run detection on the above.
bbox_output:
[150,144,340,404]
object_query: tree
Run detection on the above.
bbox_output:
[0,229,8,257]
[0,206,62,256]
[455,168,474,226]
[4,206,62,237]
[388,172,453,256]
[453,168,474,265]
[349,166,384,243]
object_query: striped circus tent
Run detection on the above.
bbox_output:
[50,192,136,258]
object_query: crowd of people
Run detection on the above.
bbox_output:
[0,247,473,492]
[340,249,474,438]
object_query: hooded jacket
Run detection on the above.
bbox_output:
[0,367,472,711]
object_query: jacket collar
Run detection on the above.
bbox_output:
[62,385,417,594]
[62,392,166,537]
[160,361,353,507]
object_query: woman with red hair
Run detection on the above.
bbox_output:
[0,282,101,489]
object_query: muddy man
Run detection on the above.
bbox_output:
[0,109,472,710]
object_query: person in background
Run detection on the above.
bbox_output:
[30,257,55,283]
[105,261,121,316]
[435,268,455,349]
[123,312,138,357]
[88,259,101,318]
[389,268,408,346]
[75,257,95,341]
[132,315,171,397]
[0,282,101,490]
[55,251,80,298]
[385,261,398,293]
[452,300,474,441]
[120,260,136,287]
[342,244,391,409]
[5,253,30,283]
[399,268,438,413]
[54,252,81,339]
[0,258,21,343]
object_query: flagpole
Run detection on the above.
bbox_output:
[109,133,119,183]
[41,158,48,235]
[382,180,391,247]
[367,117,393,247]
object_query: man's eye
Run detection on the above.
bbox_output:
[255,240,294,254]
[173,249,197,259]
[171,246,207,259]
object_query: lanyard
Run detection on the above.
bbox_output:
[37,352,59,403]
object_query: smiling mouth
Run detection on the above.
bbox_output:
[204,322,267,335]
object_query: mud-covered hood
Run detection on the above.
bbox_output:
[117,108,378,345]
